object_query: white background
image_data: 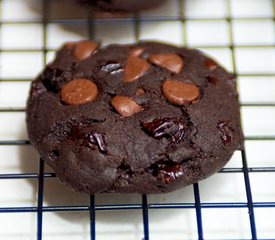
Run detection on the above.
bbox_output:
[0,0,275,239]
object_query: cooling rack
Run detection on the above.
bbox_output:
[0,0,275,239]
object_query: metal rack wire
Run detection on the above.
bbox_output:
[0,0,275,239]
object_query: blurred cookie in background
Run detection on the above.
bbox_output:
[76,0,166,13]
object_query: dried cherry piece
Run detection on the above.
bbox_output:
[142,117,187,143]
[156,164,184,184]
[71,126,107,154]
[86,132,107,153]
[41,67,64,92]
[217,121,232,145]
[207,75,218,85]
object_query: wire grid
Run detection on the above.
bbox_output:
[0,0,275,239]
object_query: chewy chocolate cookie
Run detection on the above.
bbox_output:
[27,41,243,194]
[76,0,165,12]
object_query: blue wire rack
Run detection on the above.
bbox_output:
[0,0,275,239]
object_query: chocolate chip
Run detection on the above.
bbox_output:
[41,67,64,92]
[100,63,124,75]
[73,40,98,60]
[162,80,200,105]
[111,96,142,117]
[142,117,187,143]
[217,121,232,145]
[64,41,76,50]
[60,79,98,105]
[135,88,145,96]
[155,164,184,184]
[149,53,183,74]
[130,48,145,57]
[124,56,150,83]
[205,59,218,71]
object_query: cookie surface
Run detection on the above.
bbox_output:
[27,41,243,194]
[76,0,165,12]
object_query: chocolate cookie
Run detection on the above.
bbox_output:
[27,41,243,194]
[76,0,165,12]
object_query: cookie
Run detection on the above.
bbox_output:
[76,0,165,12]
[27,41,243,194]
